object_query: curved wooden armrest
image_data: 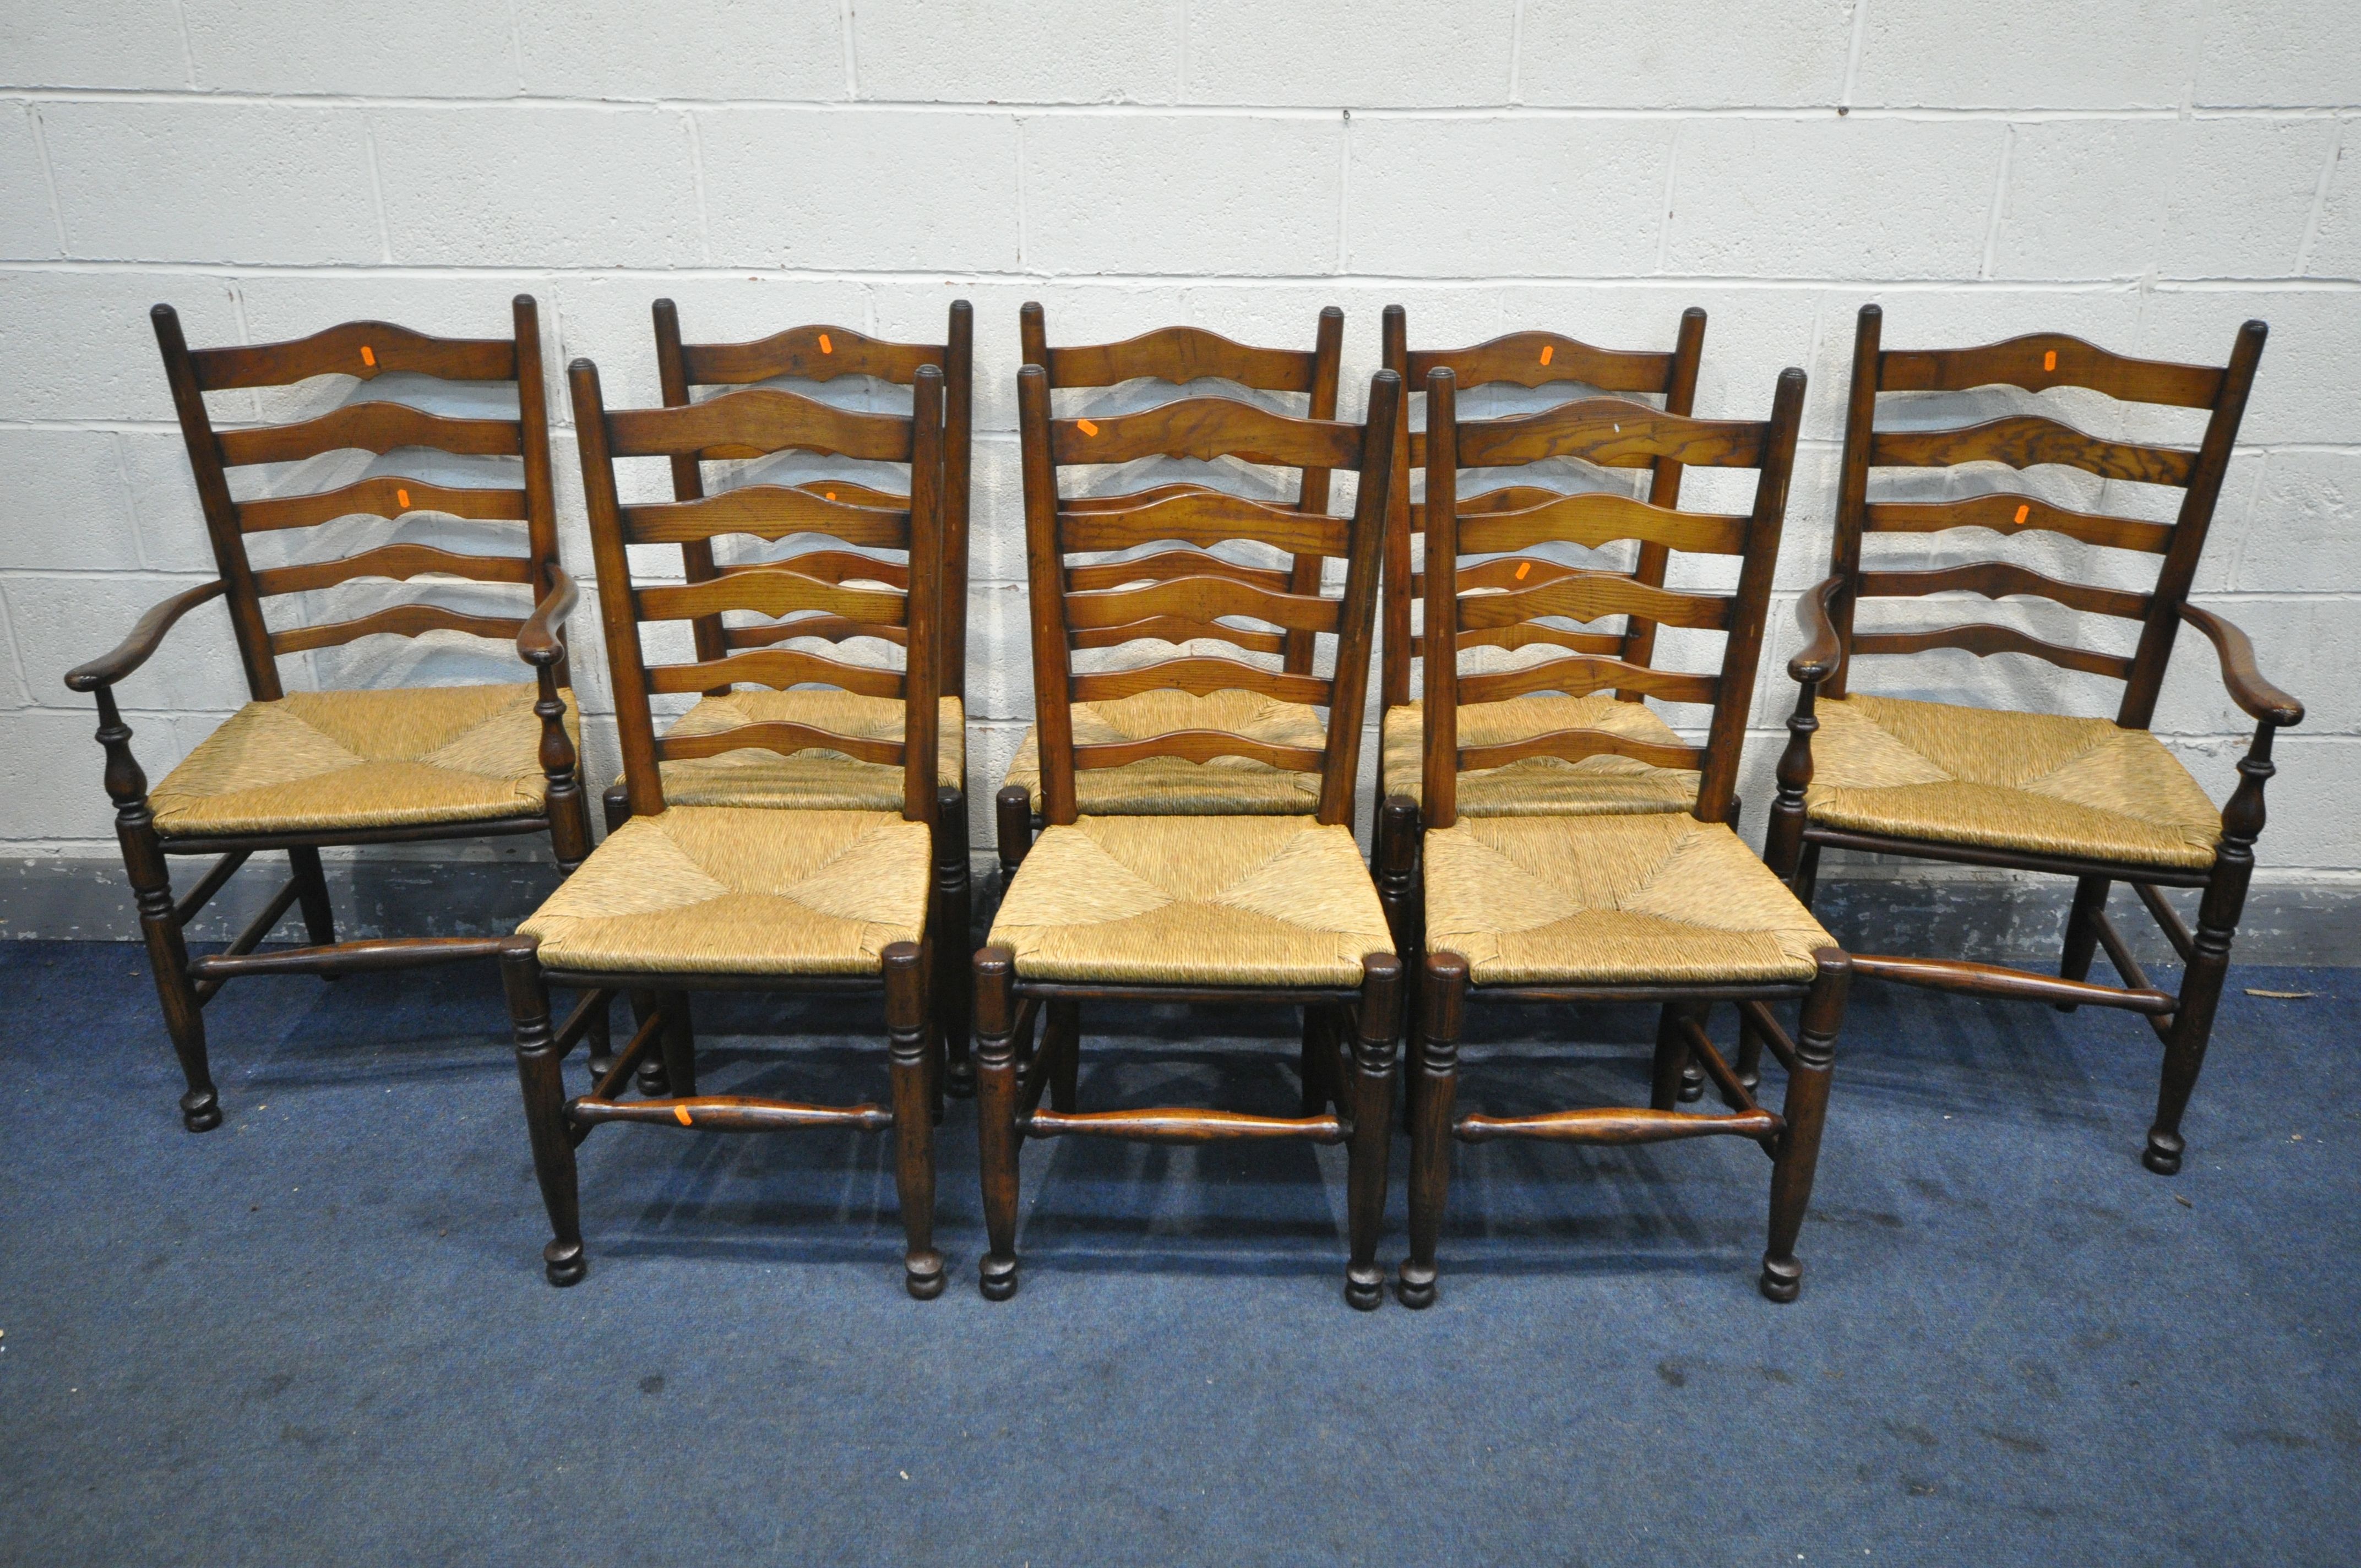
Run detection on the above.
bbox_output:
[1788,574,1847,685]
[2179,603,2302,728]
[517,565,579,668]
[64,580,227,693]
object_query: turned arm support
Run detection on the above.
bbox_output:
[516,564,580,669]
[1787,575,1847,688]
[2178,603,2303,730]
[63,580,227,693]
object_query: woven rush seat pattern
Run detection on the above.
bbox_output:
[1425,814,1832,986]
[520,806,928,977]
[150,684,581,836]
[1002,689,1325,815]
[1382,695,1699,816]
[991,816,1392,987]
[1805,694,2219,870]
[652,692,964,810]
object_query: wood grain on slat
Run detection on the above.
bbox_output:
[677,324,940,387]
[1459,655,1720,706]
[720,548,909,589]
[1069,616,1286,655]
[1407,332,1673,394]
[217,402,521,467]
[645,646,904,698]
[254,542,534,596]
[726,615,906,649]
[1417,556,1586,595]
[1863,493,2173,553]
[1046,325,1315,392]
[1455,571,1729,632]
[237,476,527,533]
[1869,416,2195,486]
[1415,624,1625,658]
[1879,331,2224,409]
[1457,727,1706,774]
[1074,730,1324,772]
[637,567,905,627]
[1859,562,2151,619]
[1851,623,2134,679]
[1051,397,1363,470]
[193,320,514,390]
[1455,490,1750,556]
[268,603,525,655]
[1059,489,1349,556]
[1070,656,1330,706]
[605,386,914,464]
[624,484,910,547]
[657,720,902,767]
[1454,398,1769,471]
[1408,484,1571,532]
[1066,548,1294,594]
[1062,574,1340,635]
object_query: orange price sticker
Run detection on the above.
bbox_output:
[360,345,376,367]
[825,491,837,502]
[1515,561,1531,580]
[1076,418,1100,436]
[1538,345,1554,367]
[2013,504,2030,525]
[396,487,412,509]
[673,1105,694,1126]
[819,333,834,355]
[2043,350,2058,372]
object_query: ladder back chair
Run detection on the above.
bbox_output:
[500,357,951,1298]
[1372,308,1719,1014]
[973,365,1405,1307]
[621,298,975,1097]
[995,303,1347,873]
[1404,364,1851,1308]
[65,296,587,1132]
[1766,306,2300,1177]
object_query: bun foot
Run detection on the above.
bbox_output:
[905,1250,947,1300]
[635,1059,670,1097]
[945,1060,976,1100]
[979,1254,1019,1301]
[543,1241,586,1287]
[1345,1266,1385,1312]
[2143,1130,2184,1176]
[1759,1254,1801,1303]
[1396,1261,1437,1310]
[179,1090,222,1133]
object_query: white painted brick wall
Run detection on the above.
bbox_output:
[1,0,2357,900]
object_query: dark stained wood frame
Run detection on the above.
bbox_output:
[626,298,978,1102]
[1765,307,2301,1176]
[971,366,1406,1308]
[994,303,1347,876]
[1397,363,1852,1308]
[497,357,953,1300]
[64,297,590,1133]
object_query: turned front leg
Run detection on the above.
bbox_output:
[1762,950,1847,1303]
[1344,955,1403,1311]
[883,941,945,1300]
[1399,952,1467,1310]
[502,940,585,1287]
[975,946,1022,1300]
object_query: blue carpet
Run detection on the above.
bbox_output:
[0,940,2354,1565]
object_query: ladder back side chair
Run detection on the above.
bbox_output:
[973,364,1405,1307]
[995,303,1347,873]
[501,357,951,1298]
[65,296,587,1132]
[1766,306,2302,1176]
[622,298,976,1096]
[1403,364,1850,1308]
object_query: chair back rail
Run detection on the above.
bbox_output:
[151,296,563,700]
[1825,304,2266,723]
[1419,365,1807,830]
[1016,363,1401,830]
[571,362,945,827]
[1020,304,1345,677]
[651,300,972,701]
[1380,305,1707,709]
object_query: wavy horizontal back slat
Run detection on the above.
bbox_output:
[1424,556,1588,596]
[657,720,902,768]
[726,616,907,650]
[1066,548,1294,594]
[1851,623,2134,680]
[237,476,529,533]
[637,567,906,627]
[1051,398,1363,470]
[1453,399,1769,471]
[1059,489,1350,556]
[1460,655,1720,706]
[217,402,522,467]
[624,484,911,548]
[1879,332,2223,409]
[1074,730,1325,773]
[1407,332,1674,394]
[1869,416,2195,486]
[253,542,534,596]
[1863,493,2173,554]
[1859,562,2151,620]
[1063,574,1340,635]
[1069,656,1330,706]
[1045,325,1315,392]
[1415,624,1626,659]
[644,646,905,699]
[1457,728,1706,774]
[193,321,514,390]
[678,325,940,387]
[1454,491,1749,556]
[268,603,526,655]
[1455,572,1731,633]
[1069,616,1286,655]
[717,548,909,590]
[606,386,914,464]
[1407,484,1580,533]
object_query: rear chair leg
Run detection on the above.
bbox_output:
[1375,797,1425,1132]
[1046,999,1080,1115]
[884,941,945,1300]
[975,947,1021,1300]
[1399,953,1467,1310]
[1762,950,1847,1303]
[1345,956,1403,1311]
[2056,876,2111,1010]
[935,786,975,1099]
[656,991,697,1098]
[288,846,336,951]
[994,785,1032,885]
[502,940,585,1286]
